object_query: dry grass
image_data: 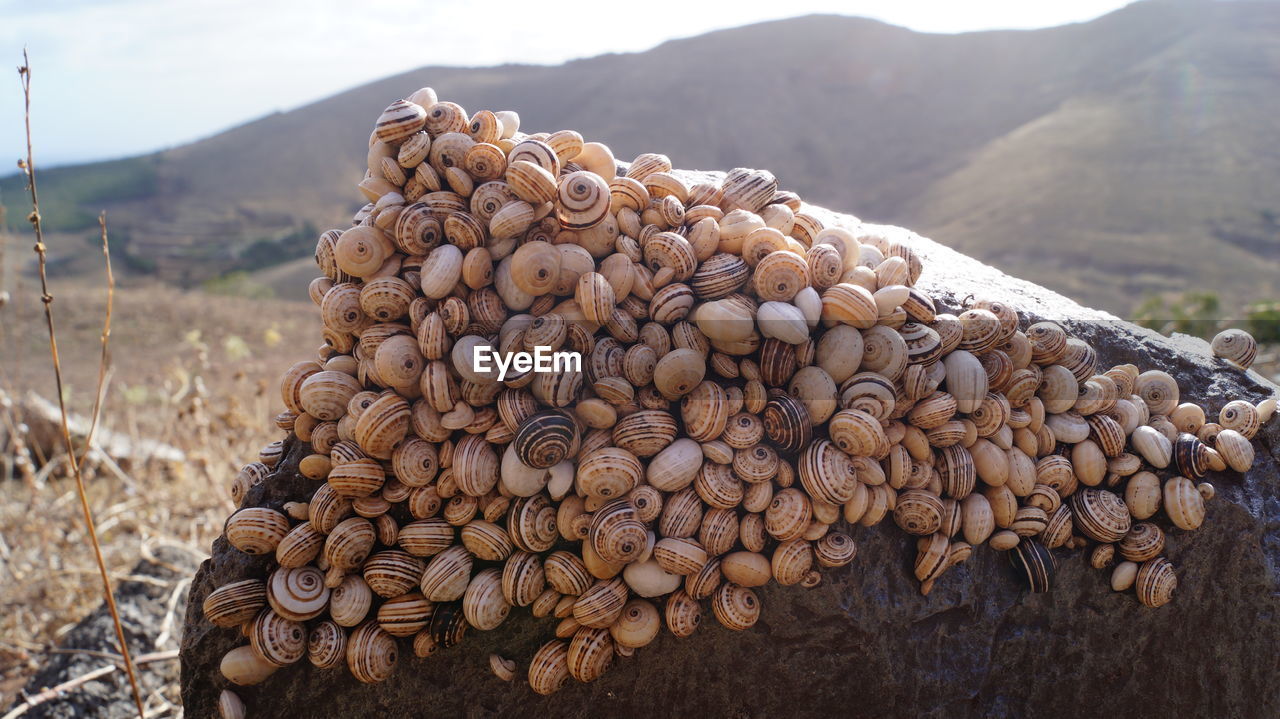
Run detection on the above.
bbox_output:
[0,276,318,704]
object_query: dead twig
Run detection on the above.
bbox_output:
[1,650,179,719]
[17,49,146,719]
[79,212,115,465]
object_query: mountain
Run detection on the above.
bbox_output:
[3,0,1278,314]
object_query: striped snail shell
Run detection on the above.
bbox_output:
[1162,476,1205,531]
[268,566,330,622]
[307,620,347,669]
[250,609,307,667]
[1214,428,1255,473]
[653,536,709,576]
[1086,413,1126,457]
[398,518,454,557]
[545,550,593,596]
[460,520,513,562]
[590,499,648,564]
[225,507,290,556]
[452,434,499,497]
[528,640,572,696]
[696,462,745,510]
[691,253,750,299]
[612,409,678,457]
[658,589,700,639]
[659,487,705,539]
[577,447,644,498]
[462,568,511,631]
[329,575,373,627]
[375,99,427,143]
[1135,557,1177,608]
[419,544,473,602]
[1009,539,1056,593]
[712,582,762,631]
[507,495,558,553]
[957,309,1002,354]
[428,601,469,649]
[513,410,577,469]
[203,579,267,628]
[645,438,703,493]
[501,550,546,607]
[394,202,443,254]
[298,370,363,421]
[328,458,386,498]
[609,599,661,649]
[765,487,812,541]
[1118,522,1165,562]
[569,573,628,628]
[936,445,976,500]
[1219,399,1260,439]
[798,439,857,505]
[363,550,426,598]
[506,159,558,206]
[814,532,858,568]
[821,283,878,329]
[1210,328,1257,370]
[1039,505,1073,549]
[1026,322,1068,365]
[556,170,610,230]
[762,391,812,455]
[894,489,945,536]
[1038,365,1079,415]
[772,538,814,586]
[1173,432,1211,478]
[753,250,810,302]
[567,626,615,683]
[1070,488,1131,543]
[377,592,434,637]
[1059,339,1098,385]
[654,348,708,399]
[346,622,399,684]
[720,167,778,213]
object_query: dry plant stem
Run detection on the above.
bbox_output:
[80,212,115,464]
[0,650,178,719]
[18,50,146,719]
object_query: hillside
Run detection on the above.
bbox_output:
[3,0,1278,313]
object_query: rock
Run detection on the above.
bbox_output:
[9,546,199,718]
[179,178,1279,718]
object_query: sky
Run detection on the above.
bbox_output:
[2,0,1134,167]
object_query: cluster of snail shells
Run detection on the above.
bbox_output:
[207,85,1268,703]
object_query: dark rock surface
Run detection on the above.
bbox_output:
[180,192,1280,718]
[10,546,198,718]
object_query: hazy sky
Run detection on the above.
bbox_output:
[3,0,1133,167]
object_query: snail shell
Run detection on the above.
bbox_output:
[763,392,812,455]
[225,507,290,556]
[346,622,399,684]
[250,609,307,667]
[691,253,750,299]
[1219,399,1260,439]
[590,499,648,564]
[220,645,279,686]
[1135,370,1179,416]
[513,410,577,469]
[567,626,614,683]
[893,489,945,536]
[1135,557,1177,608]
[821,283,878,329]
[377,592,433,637]
[1130,425,1172,468]
[307,621,347,669]
[814,532,858,568]
[654,536,709,576]
[943,350,988,415]
[419,544,473,602]
[1070,488,1131,543]
[363,550,426,598]
[268,566,330,622]
[1162,476,1205,530]
[712,582,762,631]
[798,438,857,505]
[1111,561,1139,592]
[501,550,546,607]
[573,577,629,629]
[528,640,572,695]
[1010,539,1055,593]
[609,599,661,648]
[545,550,593,596]
[1214,428,1255,473]
[1211,328,1257,369]
[557,170,610,230]
[463,568,512,631]
[329,575,373,627]
[203,579,267,628]
[398,518,454,557]
[577,447,644,499]
[765,487,812,541]
[1173,432,1211,478]
[771,539,814,586]
[1118,522,1165,562]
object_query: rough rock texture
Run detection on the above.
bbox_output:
[10,546,198,718]
[180,185,1280,719]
